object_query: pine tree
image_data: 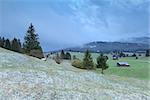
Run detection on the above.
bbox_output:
[2,37,5,47]
[11,38,18,52]
[0,37,2,47]
[146,49,150,57]
[60,50,65,59]
[23,23,41,52]
[65,52,71,60]
[96,54,109,74]
[0,37,5,48]
[119,52,125,57]
[17,39,22,52]
[83,49,94,69]
[11,38,21,52]
[23,23,44,58]
[4,39,11,50]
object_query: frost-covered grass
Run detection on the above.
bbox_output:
[0,48,150,100]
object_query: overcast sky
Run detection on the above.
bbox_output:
[0,0,149,51]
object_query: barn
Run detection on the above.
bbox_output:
[117,62,130,67]
[112,55,118,60]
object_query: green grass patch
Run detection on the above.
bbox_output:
[105,57,150,80]
[71,52,150,80]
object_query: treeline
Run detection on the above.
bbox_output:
[0,37,22,53]
[54,50,71,64]
[72,50,109,74]
[54,50,109,74]
[146,49,150,57]
[60,50,71,60]
[0,23,44,59]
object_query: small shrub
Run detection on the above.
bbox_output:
[72,59,84,69]
[29,49,44,59]
[65,52,71,60]
[73,55,77,60]
[105,56,109,60]
[54,53,61,64]
[119,52,125,57]
[132,53,136,57]
[55,58,61,64]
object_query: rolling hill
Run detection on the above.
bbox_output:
[64,37,150,53]
[120,37,150,45]
[0,47,150,99]
[65,41,149,53]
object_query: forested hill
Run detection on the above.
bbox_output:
[119,37,150,45]
[65,41,149,52]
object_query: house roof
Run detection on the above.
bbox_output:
[117,62,130,66]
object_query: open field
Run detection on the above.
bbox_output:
[70,52,150,80]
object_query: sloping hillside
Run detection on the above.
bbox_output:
[0,48,150,100]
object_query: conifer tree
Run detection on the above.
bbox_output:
[146,49,150,57]
[65,52,71,60]
[11,38,18,52]
[17,39,22,52]
[23,23,42,52]
[60,50,65,59]
[2,37,5,48]
[0,37,2,47]
[0,37,5,48]
[96,54,109,74]
[11,38,21,52]
[4,39,11,50]
[83,49,94,69]
[23,23,44,58]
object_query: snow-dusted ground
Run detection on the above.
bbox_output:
[0,48,150,100]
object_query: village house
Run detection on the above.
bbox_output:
[117,62,130,67]
[112,55,118,60]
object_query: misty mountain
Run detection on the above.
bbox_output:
[65,41,149,53]
[120,37,150,45]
